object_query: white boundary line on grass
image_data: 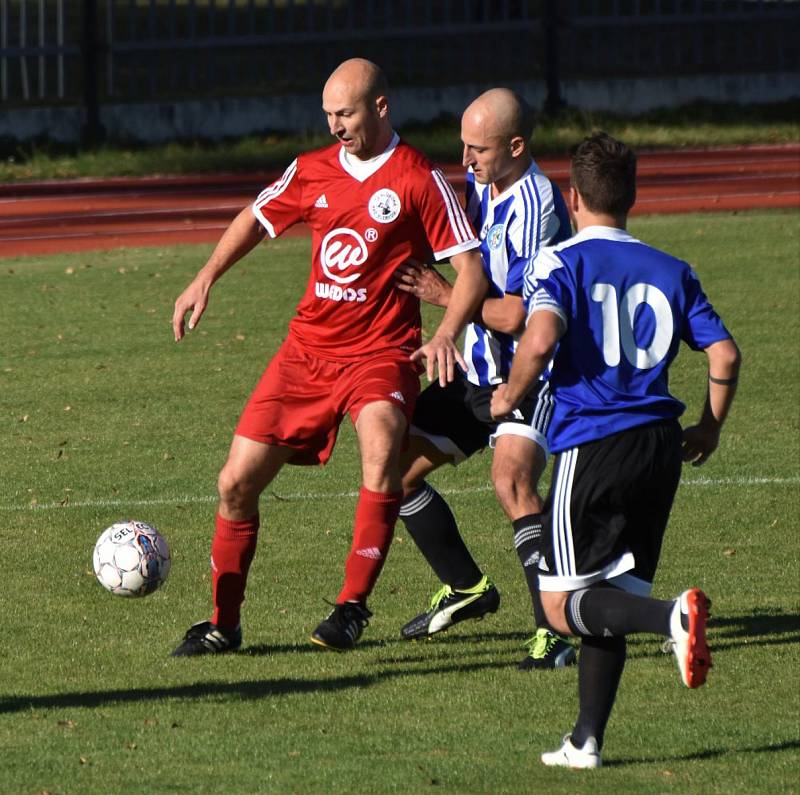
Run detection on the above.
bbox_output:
[2,475,797,513]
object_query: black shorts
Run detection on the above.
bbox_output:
[410,374,552,464]
[539,419,683,595]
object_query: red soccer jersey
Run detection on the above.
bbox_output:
[252,134,479,360]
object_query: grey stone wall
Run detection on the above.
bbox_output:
[2,72,797,145]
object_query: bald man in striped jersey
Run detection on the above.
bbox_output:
[394,88,575,669]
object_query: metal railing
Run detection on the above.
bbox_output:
[0,0,71,102]
[1,1,798,134]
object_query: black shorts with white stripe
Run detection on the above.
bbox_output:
[409,373,549,463]
[539,419,683,596]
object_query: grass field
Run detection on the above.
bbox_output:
[1,210,798,794]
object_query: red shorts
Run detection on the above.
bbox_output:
[235,335,421,465]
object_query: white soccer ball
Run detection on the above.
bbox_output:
[92,520,171,597]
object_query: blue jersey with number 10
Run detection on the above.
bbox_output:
[524,226,732,453]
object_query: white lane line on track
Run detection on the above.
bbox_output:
[6,189,798,245]
[3,476,797,513]
[5,171,796,219]
[0,224,231,243]
[2,153,796,206]
[0,185,265,205]
[4,186,798,243]
[4,173,797,222]
[0,203,245,225]
[636,175,800,188]
[636,189,800,204]
[442,158,800,179]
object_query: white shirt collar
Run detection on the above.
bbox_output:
[338,132,400,182]
[569,225,639,244]
[488,160,543,205]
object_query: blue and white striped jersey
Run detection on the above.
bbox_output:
[461,162,571,386]
[525,226,732,453]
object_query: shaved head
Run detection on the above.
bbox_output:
[460,88,534,192]
[462,88,534,144]
[323,58,389,106]
[322,59,393,160]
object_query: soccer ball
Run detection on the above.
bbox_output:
[93,520,171,597]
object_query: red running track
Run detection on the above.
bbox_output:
[0,144,797,258]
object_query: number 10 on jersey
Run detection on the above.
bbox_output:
[591,282,673,369]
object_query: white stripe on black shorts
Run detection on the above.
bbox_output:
[409,374,551,463]
[539,419,683,594]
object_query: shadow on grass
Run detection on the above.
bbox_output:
[242,629,532,657]
[242,637,395,656]
[241,609,800,662]
[0,660,510,715]
[10,613,793,715]
[709,609,800,644]
[391,630,530,646]
[605,737,800,767]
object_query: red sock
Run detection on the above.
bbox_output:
[337,488,402,604]
[211,513,259,629]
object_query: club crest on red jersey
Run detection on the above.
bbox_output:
[368,188,401,224]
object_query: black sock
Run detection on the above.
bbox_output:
[565,586,674,637]
[398,483,482,590]
[571,635,627,750]
[512,514,545,627]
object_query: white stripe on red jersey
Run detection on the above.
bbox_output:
[432,168,473,246]
[252,159,298,238]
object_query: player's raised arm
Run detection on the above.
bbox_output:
[474,292,527,335]
[491,309,563,420]
[681,337,742,466]
[396,261,526,335]
[394,260,453,308]
[172,205,265,341]
[411,248,487,385]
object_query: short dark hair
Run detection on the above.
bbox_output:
[509,90,535,142]
[570,132,636,216]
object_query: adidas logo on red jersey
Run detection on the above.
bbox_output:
[315,194,328,208]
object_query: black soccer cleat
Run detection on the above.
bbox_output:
[171,620,242,657]
[517,629,577,670]
[400,575,500,640]
[310,602,372,651]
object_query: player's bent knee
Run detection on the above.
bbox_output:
[491,475,518,515]
[401,474,426,500]
[491,468,542,518]
[540,591,571,636]
[217,467,260,513]
[399,438,452,500]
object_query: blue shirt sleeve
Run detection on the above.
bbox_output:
[524,247,571,325]
[681,267,732,350]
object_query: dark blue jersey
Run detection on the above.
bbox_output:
[525,226,731,453]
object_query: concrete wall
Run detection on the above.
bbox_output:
[2,72,797,145]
